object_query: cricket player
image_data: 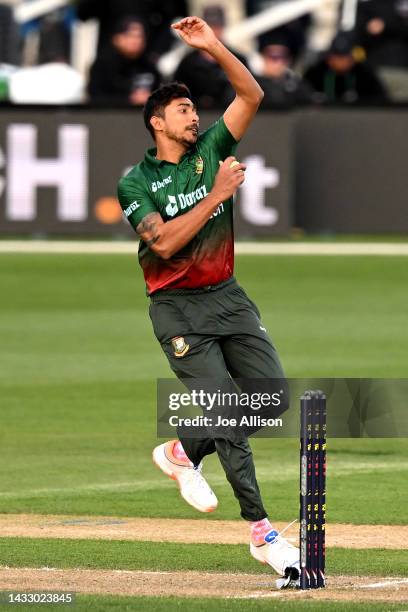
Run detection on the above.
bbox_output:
[118,16,299,583]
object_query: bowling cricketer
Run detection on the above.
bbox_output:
[118,16,299,583]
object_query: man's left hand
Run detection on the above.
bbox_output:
[172,16,218,52]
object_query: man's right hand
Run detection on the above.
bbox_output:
[211,156,246,202]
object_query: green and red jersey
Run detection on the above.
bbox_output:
[117,117,238,295]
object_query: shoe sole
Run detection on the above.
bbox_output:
[250,542,300,577]
[152,445,217,513]
[250,542,268,565]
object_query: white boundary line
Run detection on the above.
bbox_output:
[236,242,408,256]
[359,579,408,589]
[0,241,408,256]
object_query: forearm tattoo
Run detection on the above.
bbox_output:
[136,212,161,247]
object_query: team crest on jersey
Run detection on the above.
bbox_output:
[171,336,190,358]
[195,156,204,174]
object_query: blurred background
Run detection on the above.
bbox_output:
[0,0,407,239]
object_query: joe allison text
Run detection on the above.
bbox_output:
[168,415,283,428]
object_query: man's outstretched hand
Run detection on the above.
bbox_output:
[171,16,218,51]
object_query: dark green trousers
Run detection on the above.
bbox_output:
[149,277,288,522]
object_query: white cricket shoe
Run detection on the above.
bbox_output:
[152,440,218,513]
[250,529,300,580]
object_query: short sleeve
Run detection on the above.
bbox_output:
[117,176,158,231]
[199,116,239,160]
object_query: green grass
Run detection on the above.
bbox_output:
[0,538,406,577]
[0,595,404,612]
[68,598,408,612]
[0,436,407,523]
[0,254,407,524]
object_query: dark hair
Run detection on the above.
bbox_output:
[328,32,354,56]
[143,82,192,139]
[112,15,146,36]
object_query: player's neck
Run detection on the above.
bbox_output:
[155,139,189,165]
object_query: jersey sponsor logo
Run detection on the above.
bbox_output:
[211,203,224,218]
[124,200,140,217]
[166,195,178,217]
[152,175,172,192]
[171,336,190,358]
[178,185,208,209]
[165,185,208,217]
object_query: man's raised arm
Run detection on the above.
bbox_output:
[172,16,264,141]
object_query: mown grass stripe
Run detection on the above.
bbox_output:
[0,538,406,577]
[0,594,405,611]
[71,597,408,612]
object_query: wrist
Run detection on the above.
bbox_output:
[205,38,224,56]
[207,189,223,208]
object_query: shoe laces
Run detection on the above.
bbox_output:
[186,463,210,490]
[276,519,298,549]
[267,519,298,549]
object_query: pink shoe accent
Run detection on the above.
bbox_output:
[164,440,192,468]
[250,518,273,546]
[173,440,190,463]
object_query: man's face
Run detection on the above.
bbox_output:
[327,53,354,73]
[113,23,145,59]
[262,45,291,78]
[157,98,200,147]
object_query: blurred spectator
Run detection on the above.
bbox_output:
[88,17,161,106]
[256,33,313,109]
[173,6,247,109]
[190,0,246,27]
[189,1,249,52]
[76,0,187,61]
[356,0,408,69]
[248,0,311,61]
[356,0,408,100]
[304,32,388,104]
[0,2,21,64]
